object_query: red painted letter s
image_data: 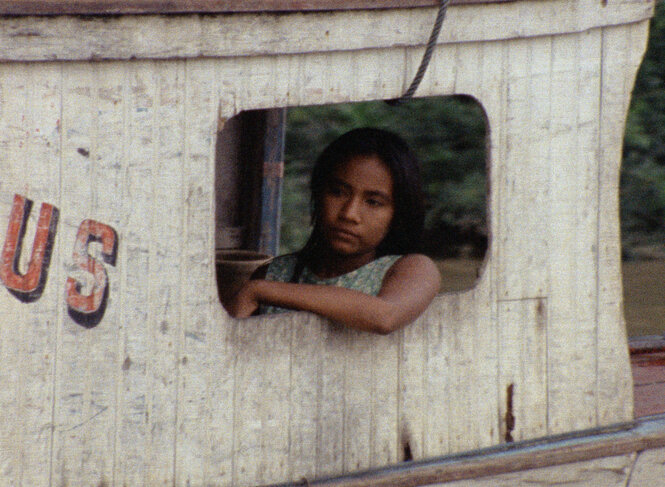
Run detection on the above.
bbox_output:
[65,219,118,327]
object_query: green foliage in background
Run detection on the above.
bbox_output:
[281,96,488,256]
[281,3,665,259]
[622,1,665,259]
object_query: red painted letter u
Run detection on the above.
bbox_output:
[0,194,59,302]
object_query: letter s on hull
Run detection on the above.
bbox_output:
[66,219,118,328]
[0,194,59,302]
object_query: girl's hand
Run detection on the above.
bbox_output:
[226,280,261,318]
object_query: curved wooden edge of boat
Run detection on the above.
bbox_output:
[263,413,665,487]
[0,0,519,16]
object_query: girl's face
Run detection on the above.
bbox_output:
[319,154,394,262]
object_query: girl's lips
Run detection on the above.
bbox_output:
[330,227,360,240]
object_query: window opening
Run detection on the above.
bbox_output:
[282,96,489,293]
[214,95,489,309]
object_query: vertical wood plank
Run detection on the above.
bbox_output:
[343,331,374,471]
[52,62,114,487]
[112,60,158,487]
[0,104,23,479]
[442,294,492,453]
[496,36,550,300]
[232,317,292,485]
[0,61,62,487]
[0,63,24,485]
[87,61,126,487]
[576,29,605,430]
[370,330,400,467]
[174,57,217,487]
[287,314,322,481]
[50,62,94,485]
[498,298,548,442]
[431,39,500,455]
[414,43,462,462]
[144,60,185,486]
[472,39,503,451]
[491,35,554,444]
[399,316,425,460]
[546,31,599,434]
[315,323,347,477]
[596,22,650,425]
[203,307,237,487]
[418,37,456,97]
[421,303,450,457]
[204,62,239,487]
[353,49,404,104]
[228,54,284,112]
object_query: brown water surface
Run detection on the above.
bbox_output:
[436,258,665,338]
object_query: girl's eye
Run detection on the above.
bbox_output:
[366,198,385,207]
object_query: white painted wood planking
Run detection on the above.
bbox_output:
[0,1,655,485]
[595,22,651,426]
[0,1,652,62]
[112,60,156,487]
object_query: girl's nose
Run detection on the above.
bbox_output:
[340,196,361,222]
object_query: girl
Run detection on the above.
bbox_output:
[227,128,441,334]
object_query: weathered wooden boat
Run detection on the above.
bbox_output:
[0,0,661,485]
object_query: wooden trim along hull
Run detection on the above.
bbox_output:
[0,0,517,16]
[265,414,665,487]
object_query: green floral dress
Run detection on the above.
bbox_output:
[259,253,402,314]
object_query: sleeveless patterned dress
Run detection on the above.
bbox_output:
[259,253,402,314]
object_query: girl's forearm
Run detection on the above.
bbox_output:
[234,255,441,334]
[249,280,404,334]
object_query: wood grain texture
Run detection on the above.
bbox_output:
[111,60,156,487]
[51,63,114,487]
[545,30,600,435]
[0,1,654,485]
[595,22,651,426]
[496,36,551,301]
[629,446,665,486]
[498,299,548,443]
[0,62,62,487]
[0,0,514,16]
[0,0,652,62]
[279,415,665,487]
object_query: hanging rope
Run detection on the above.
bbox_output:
[387,0,450,105]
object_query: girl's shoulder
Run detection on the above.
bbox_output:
[382,253,442,290]
[384,253,438,274]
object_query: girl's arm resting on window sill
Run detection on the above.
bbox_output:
[227,254,441,334]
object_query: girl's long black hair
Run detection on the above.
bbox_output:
[298,128,426,269]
